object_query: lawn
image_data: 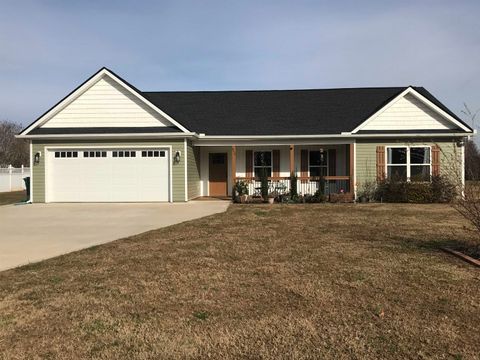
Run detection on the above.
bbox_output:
[0,190,26,206]
[0,204,479,359]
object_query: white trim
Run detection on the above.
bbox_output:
[16,132,196,140]
[351,87,473,134]
[184,138,188,202]
[44,145,173,203]
[384,145,432,181]
[194,138,356,147]
[353,141,357,199]
[29,140,33,203]
[17,131,472,141]
[20,68,191,136]
[194,132,469,143]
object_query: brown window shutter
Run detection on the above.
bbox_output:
[432,144,440,177]
[301,149,308,182]
[328,149,336,176]
[376,146,385,182]
[246,150,253,178]
[272,150,280,178]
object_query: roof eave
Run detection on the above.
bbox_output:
[16,132,198,140]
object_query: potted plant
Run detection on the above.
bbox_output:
[358,180,376,203]
[233,180,249,203]
[267,192,275,204]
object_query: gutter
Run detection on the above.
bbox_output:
[16,130,475,141]
[195,132,473,141]
[15,132,198,140]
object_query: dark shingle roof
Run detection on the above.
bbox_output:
[142,87,469,136]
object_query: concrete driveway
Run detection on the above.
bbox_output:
[0,201,229,271]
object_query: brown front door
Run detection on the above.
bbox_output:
[209,153,228,196]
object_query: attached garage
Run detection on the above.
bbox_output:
[46,148,170,202]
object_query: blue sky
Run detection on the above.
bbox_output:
[1,0,479,130]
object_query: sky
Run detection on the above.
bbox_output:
[0,0,479,132]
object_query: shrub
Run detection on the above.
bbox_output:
[431,175,457,203]
[232,180,249,203]
[289,174,298,200]
[375,176,455,203]
[259,168,269,200]
[358,180,377,201]
[233,180,249,196]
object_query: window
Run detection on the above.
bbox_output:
[410,147,431,181]
[55,151,78,158]
[386,146,431,181]
[84,151,106,158]
[112,150,136,158]
[254,151,272,178]
[211,153,225,164]
[309,150,328,177]
[141,150,165,157]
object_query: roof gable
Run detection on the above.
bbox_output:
[20,68,190,136]
[351,87,472,134]
[41,74,174,128]
[359,93,455,131]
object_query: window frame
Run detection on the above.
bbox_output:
[253,150,273,178]
[385,145,432,182]
[308,149,329,178]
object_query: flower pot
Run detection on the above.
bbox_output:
[240,194,248,203]
[268,197,275,204]
[359,196,368,203]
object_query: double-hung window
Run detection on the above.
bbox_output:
[386,146,431,181]
[309,150,328,177]
[254,151,272,178]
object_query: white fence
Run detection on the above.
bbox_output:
[0,166,30,192]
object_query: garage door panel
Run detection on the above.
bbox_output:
[47,149,170,202]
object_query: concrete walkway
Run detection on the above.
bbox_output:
[0,201,229,271]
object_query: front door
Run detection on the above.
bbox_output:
[209,153,228,197]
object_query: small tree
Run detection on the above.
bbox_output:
[260,167,269,200]
[289,173,298,199]
[441,104,480,245]
[465,140,480,180]
[0,120,29,167]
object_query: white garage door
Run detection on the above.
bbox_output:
[46,148,170,202]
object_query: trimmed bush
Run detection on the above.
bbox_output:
[375,175,456,203]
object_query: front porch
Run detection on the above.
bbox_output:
[197,143,355,200]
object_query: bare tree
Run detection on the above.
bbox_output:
[461,102,479,130]
[449,104,480,242]
[465,139,480,180]
[0,120,29,167]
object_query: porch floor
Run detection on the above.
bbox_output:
[195,196,232,201]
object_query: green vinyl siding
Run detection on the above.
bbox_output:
[355,139,462,187]
[186,140,201,199]
[31,139,186,203]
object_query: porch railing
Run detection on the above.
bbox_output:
[235,176,351,197]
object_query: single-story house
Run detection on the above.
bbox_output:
[17,67,474,203]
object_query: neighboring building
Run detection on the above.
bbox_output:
[17,67,474,202]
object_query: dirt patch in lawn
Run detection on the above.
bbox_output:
[0,204,479,359]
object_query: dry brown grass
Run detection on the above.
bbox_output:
[0,190,26,206]
[0,204,479,359]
